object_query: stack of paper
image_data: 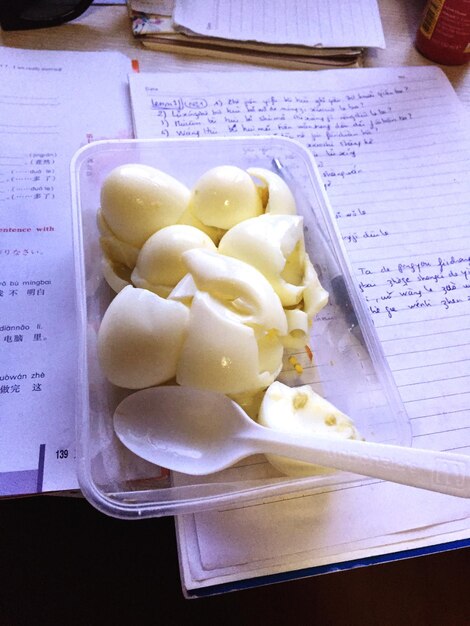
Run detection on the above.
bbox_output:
[128,0,386,69]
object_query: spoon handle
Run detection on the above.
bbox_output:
[249,428,470,498]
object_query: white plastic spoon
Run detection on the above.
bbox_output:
[113,385,470,498]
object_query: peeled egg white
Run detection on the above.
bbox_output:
[218,214,328,348]
[303,256,329,318]
[131,224,216,297]
[176,291,284,395]
[181,248,288,335]
[175,248,288,394]
[281,257,329,348]
[97,210,138,292]
[97,285,189,389]
[247,167,297,215]
[258,381,361,477]
[283,309,310,349]
[168,273,198,306]
[177,205,226,245]
[189,165,263,230]
[100,163,190,248]
[218,213,306,307]
[97,209,140,269]
[101,256,132,294]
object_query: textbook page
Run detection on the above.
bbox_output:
[0,48,132,497]
[129,66,470,590]
[173,0,385,48]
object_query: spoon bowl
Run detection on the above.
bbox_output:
[114,385,470,497]
[114,386,258,475]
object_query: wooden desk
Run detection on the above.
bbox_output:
[1,2,469,624]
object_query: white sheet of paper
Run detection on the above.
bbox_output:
[176,486,470,587]
[0,48,133,496]
[129,0,174,14]
[129,65,470,591]
[173,0,385,48]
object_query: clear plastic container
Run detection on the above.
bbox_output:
[70,136,411,519]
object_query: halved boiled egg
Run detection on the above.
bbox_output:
[97,285,189,389]
[258,381,362,477]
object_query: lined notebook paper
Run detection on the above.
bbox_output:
[173,0,385,48]
[129,66,470,592]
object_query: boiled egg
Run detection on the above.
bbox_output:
[175,248,287,394]
[218,213,328,347]
[176,291,284,394]
[180,248,288,334]
[258,381,361,477]
[97,285,189,389]
[188,165,263,230]
[100,163,190,249]
[131,224,216,298]
[218,213,307,306]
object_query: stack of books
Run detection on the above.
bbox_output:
[127,0,385,70]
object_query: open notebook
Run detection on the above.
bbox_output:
[128,65,470,594]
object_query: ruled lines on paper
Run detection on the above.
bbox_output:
[130,65,470,456]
